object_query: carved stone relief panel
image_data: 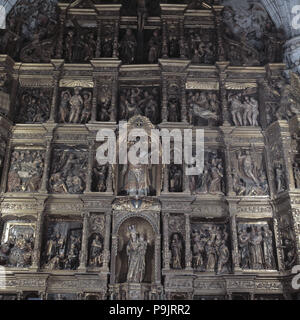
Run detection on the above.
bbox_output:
[237,221,277,270]
[58,87,93,124]
[186,90,220,126]
[119,86,160,124]
[1,0,58,62]
[16,88,52,123]
[63,27,97,63]
[185,28,216,65]
[222,2,284,66]
[191,222,231,274]
[42,220,83,271]
[189,150,225,195]
[7,149,45,193]
[0,220,35,268]
[49,146,88,194]
[227,88,260,127]
[230,148,269,196]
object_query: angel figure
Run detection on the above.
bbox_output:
[81,91,92,123]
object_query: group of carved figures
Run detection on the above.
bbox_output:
[49,150,87,194]
[189,153,224,195]
[0,233,34,268]
[59,87,92,124]
[18,89,51,123]
[44,230,82,270]
[119,87,159,124]
[64,29,97,63]
[7,150,44,193]
[186,29,215,64]
[187,91,219,126]
[228,93,259,127]
[191,225,230,274]
[238,224,276,270]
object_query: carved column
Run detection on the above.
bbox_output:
[0,137,11,193]
[112,20,120,58]
[273,213,284,271]
[184,213,192,269]
[110,75,118,122]
[39,137,52,193]
[162,165,169,193]
[217,62,230,126]
[229,204,241,273]
[161,76,168,122]
[162,212,170,269]
[95,17,102,58]
[85,140,94,193]
[49,60,64,123]
[155,235,162,283]
[179,18,186,59]
[90,76,98,122]
[110,235,118,284]
[180,78,187,123]
[103,212,112,272]
[31,202,45,270]
[79,211,90,271]
[183,164,190,193]
[161,19,168,58]
[55,12,66,59]
[107,165,113,193]
[214,6,226,61]
[222,136,234,196]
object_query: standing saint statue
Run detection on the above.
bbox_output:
[122,145,151,197]
[126,225,147,283]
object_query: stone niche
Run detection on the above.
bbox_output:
[115,217,155,284]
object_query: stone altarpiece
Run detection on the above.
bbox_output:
[0,0,299,300]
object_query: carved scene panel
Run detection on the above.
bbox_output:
[0,220,35,268]
[49,146,88,194]
[42,219,83,271]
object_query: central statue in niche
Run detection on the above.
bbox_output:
[122,143,151,197]
[126,225,147,283]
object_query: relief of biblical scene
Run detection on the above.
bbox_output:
[49,146,88,194]
[0,221,35,268]
[231,148,269,196]
[58,87,92,124]
[191,222,231,274]
[17,88,51,123]
[7,149,44,193]
[237,221,277,270]
[42,221,82,271]
[189,151,225,195]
